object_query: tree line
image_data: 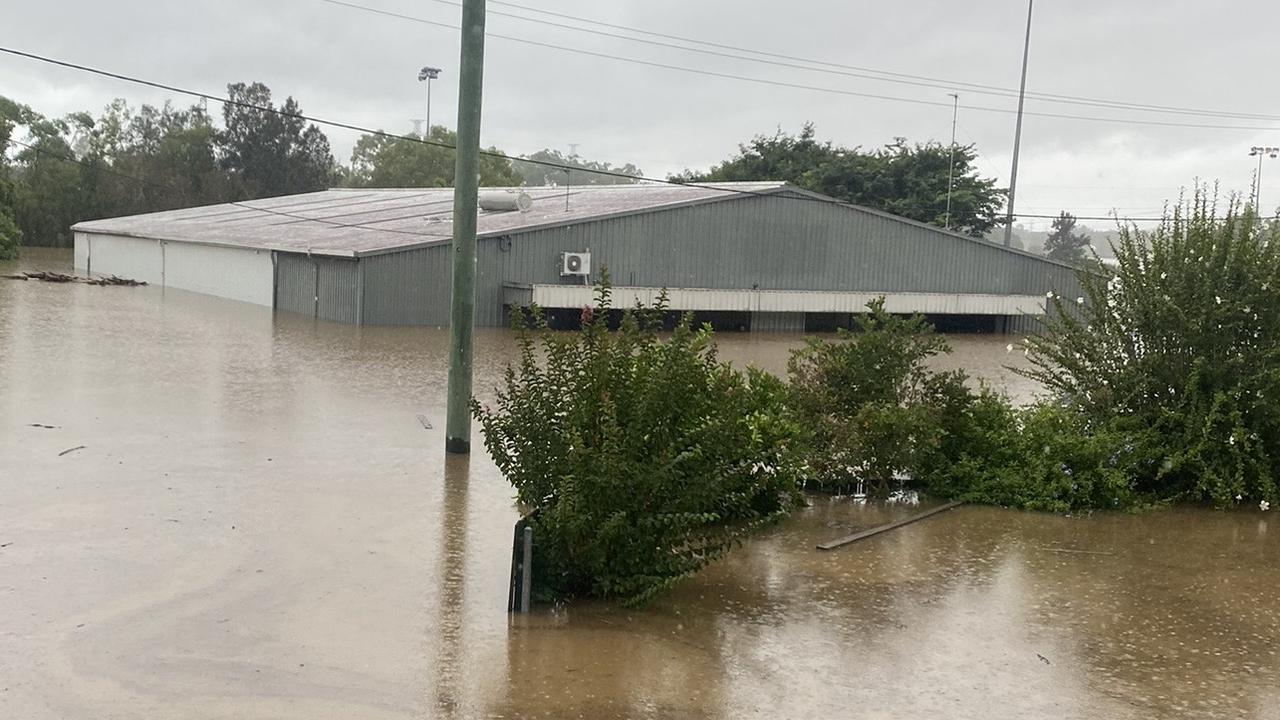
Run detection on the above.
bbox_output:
[3,82,1087,260]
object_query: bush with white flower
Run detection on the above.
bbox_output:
[1024,189,1280,507]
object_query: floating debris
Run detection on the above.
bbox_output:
[3,271,146,286]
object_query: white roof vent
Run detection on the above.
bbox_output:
[479,190,533,213]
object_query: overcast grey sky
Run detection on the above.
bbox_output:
[3,0,1278,230]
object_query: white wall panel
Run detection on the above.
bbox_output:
[78,234,164,285]
[73,233,273,307]
[162,241,273,307]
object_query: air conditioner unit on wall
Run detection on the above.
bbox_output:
[561,251,591,276]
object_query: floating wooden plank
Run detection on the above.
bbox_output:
[1038,546,1114,556]
[816,500,965,551]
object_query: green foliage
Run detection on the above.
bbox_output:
[219,82,335,197]
[344,126,520,188]
[474,274,806,606]
[1,84,334,247]
[1043,211,1092,263]
[787,300,966,492]
[0,210,20,260]
[925,401,1143,513]
[516,148,642,186]
[672,123,1006,237]
[1025,189,1280,507]
[784,300,1143,513]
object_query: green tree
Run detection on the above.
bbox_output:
[516,149,642,186]
[0,211,19,260]
[77,100,230,219]
[344,125,520,187]
[219,82,334,198]
[673,124,1007,237]
[0,99,20,258]
[1043,211,1091,263]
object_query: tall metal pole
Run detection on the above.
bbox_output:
[1003,0,1034,247]
[1257,151,1266,210]
[419,66,442,137]
[445,0,486,455]
[945,92,959,231]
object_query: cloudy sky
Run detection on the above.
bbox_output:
[3,0,1278,230]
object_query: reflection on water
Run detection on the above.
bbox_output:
[3,249,1277,719]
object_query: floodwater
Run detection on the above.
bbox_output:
[2,249,1278,720]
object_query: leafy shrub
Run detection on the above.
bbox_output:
[474,277,806,606]
[927,402,1145,513]
[0,211,19,261]
[787,299,967,493]
[1025,190,1280,507]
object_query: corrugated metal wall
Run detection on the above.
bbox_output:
[275,253,316,317]
[359,247,452,326]
[471,192,1082,327]
[317,257,360,323]
[274,253,361,322]
[357,191,1082,328]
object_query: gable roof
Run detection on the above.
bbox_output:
[71,180,1072,269]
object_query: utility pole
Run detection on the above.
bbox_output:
[945,93,959,231]
[1250,146,1279,212]
[419,66,442,136]
[1003,0,1034,247]
[445,1,485,455]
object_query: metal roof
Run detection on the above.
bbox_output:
[71,182,791,258]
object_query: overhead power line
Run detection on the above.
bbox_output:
[0,47,1170,223]
[316,0,1280,130]
[397,0,1280,123]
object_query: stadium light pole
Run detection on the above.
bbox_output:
[1250,145,1279,212]
[419,66,442,136]
[945,92,959,231]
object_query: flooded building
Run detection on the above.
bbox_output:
[72,182,1078,331]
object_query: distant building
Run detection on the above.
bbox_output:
[72,182,1078,332]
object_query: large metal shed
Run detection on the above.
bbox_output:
[72,182,1079,332]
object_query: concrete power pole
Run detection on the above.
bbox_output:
[1003,0,1034,247]
[445,0,487,455]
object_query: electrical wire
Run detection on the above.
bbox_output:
[484,0,1280,123]
[0,49,1172,222]
[314,0,1280,131]
[385,0,1280,123]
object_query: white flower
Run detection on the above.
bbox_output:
[1046,291,1055,299]
[1237,494,1244,501]
[1215,296,1222,304]
[1262,500,1271,512]
[1160,272,1168,280]
[1006,343,1014,354]
[1076,297,1085,305]
[1229,435,1236,446]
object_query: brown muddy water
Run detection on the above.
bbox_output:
[2,249,1278,719]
